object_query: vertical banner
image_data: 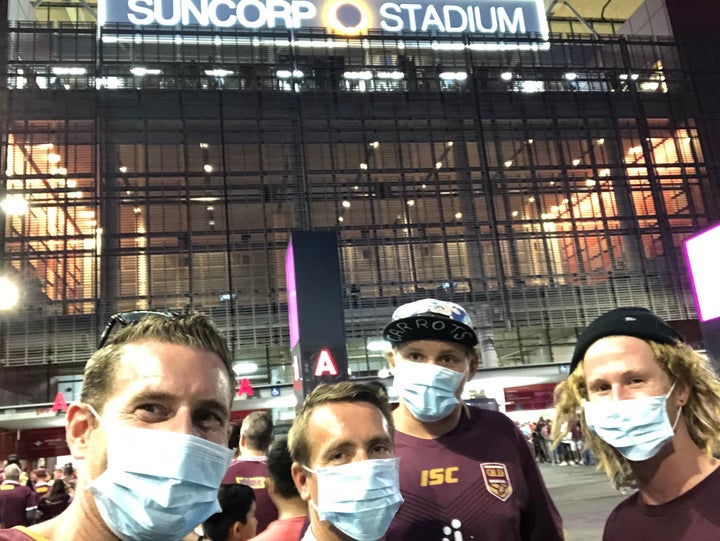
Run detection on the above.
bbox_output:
[286,231,349,404]
[684,223,720,371]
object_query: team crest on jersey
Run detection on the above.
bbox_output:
[480,462,513,501]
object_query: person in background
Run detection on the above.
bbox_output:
[37,480,71,522]
[60,464,76,498]
[228,424,241,457]
[222,411,277,533]
[0,312,236,541]
[553,306,720,540]
[249,439,307,541]
[0,464,36,529]
[202,484,257,541]
[383,299,563,541]
[3,457,28,489]
[289,382,403,541]
[32,470,51,499]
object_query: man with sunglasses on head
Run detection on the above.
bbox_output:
[383,299,563,541]
[553,307,720,541]
[0,312,236,541]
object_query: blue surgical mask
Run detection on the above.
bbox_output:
[305,458,404,541]
[582,382,682,461]
[86,406,234,541]
[393,358,466,422]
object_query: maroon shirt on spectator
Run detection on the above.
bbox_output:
[603,466,720,541]
[221,457,278,533]
[386,406,563,541]
[0,482,36,528]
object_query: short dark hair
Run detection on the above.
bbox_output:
[46,478,68,503]
[228,423,241,450]
[266,439,298,500]
[288,381,394,467]
[241,411,274,453]
[203,484,255,541]
[82,312,234,412]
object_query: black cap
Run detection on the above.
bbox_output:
[570,307,681,373]
[383,299,478,348]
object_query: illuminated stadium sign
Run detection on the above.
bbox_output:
[101,0,548,38]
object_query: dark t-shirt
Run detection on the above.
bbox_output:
[221,457,278,533]
[386,407,563,541]
[37,493,70,522]
[0,483,36,528]
[603,466,720,541]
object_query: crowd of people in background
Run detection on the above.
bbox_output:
[0,456,76,529]
[519,417,596,467]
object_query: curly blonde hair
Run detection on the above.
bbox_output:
[553,341,720,487]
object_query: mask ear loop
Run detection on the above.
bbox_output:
[671,405,683,431]
[85,403,103,424]
[666,381,683,431]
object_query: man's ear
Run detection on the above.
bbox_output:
[266,477,276,498]
[228,520,245,541]
[387,350,396,370]
[239,434,247,449]
[468,350,479,380]
[66,403,97,460]
[291,462,312,502]
[674,380,691,408]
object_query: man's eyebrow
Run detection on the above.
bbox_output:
[437,348,464,356]
[128,392,230,416]
[321,440,353,460]
[368,435,394,449]
[128,390,176,404]
[195,398,231,417]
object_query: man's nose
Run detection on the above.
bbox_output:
[166,410,195,435]
[611,386,626,401]
[353,449,371,462]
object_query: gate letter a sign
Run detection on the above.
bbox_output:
[314,349,339,376]
[237,378,254,397]
[51,392,69,412]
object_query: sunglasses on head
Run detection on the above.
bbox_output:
[97,310,177,349]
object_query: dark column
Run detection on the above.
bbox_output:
[664,0,720,219]
[286,231,349,404]
[98,145,122,326]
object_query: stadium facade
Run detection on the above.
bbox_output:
[0,0,718,404]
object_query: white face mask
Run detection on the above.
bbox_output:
[86,405,234,541]
[393,358,466,422]
[582,382,682,462]
[304,458,404,541]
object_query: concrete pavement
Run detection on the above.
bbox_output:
[539,462,630,541]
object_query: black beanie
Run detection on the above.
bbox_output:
[570,307,681,373]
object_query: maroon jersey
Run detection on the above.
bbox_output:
[603,466,720,541]
[221,457,278,533]
[0,482,36,529]
[0,527,43,540]
[386,407,563,541]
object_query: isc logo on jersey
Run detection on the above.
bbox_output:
[420,466,459,486]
